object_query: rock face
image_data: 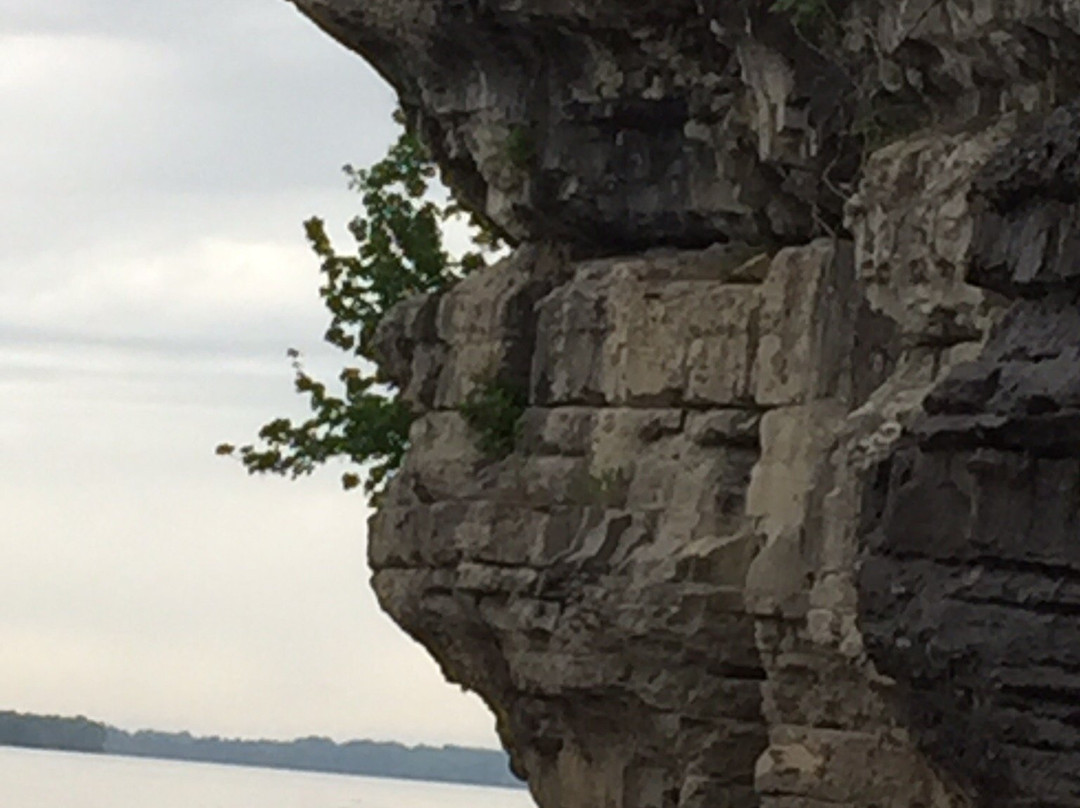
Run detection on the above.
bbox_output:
[288,1,1080,806]
[859,101,1080,807]
[291,0,1080,252]
[292,0,855,250]
[375,244,776,808]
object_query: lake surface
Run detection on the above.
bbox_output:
[0,746,537,808]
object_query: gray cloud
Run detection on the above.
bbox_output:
[0,0,499,747]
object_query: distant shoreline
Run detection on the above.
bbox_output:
[3,744,527,790]
[0,710,524,790]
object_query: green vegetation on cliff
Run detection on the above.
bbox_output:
[218,116,502,500]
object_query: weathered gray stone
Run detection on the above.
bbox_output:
[291,0,1078,253]
[369,247,814,806]
[859,102,1080,807]
[532,250,767,409]
[291,0,862,249]
[366,229,991,806]
[845,123,1014,347]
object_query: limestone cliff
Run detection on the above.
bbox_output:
[860,101,1080,807]
[288,1,1080,805]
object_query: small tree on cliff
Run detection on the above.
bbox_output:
[216,116,501,500]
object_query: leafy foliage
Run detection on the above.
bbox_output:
[458,376,528,459]
[218,117,501,499]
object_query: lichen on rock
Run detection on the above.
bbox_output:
[287,0,1080,805]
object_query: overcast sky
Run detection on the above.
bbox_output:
[0,0,501,748]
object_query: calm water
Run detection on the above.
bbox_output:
[0,746,536,808]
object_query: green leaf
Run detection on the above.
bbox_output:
[221,111,505,503]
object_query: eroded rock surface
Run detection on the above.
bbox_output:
[291,0,1080,252]
[375,244,777,808]
[859,101,1080,808]
[286,0,1080,805]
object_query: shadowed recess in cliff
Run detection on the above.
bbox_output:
[288,0,871,252]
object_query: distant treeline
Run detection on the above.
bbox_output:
[0,711,107,753]
[104,728,523,789]
[0,709,521,789]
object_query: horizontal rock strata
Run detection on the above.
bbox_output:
[859,101,1080,808]
[293,0,1078,252]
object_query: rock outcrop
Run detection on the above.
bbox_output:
[859,101,1080,807]
[291,0,1080,252]
[287,1,1080,805]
